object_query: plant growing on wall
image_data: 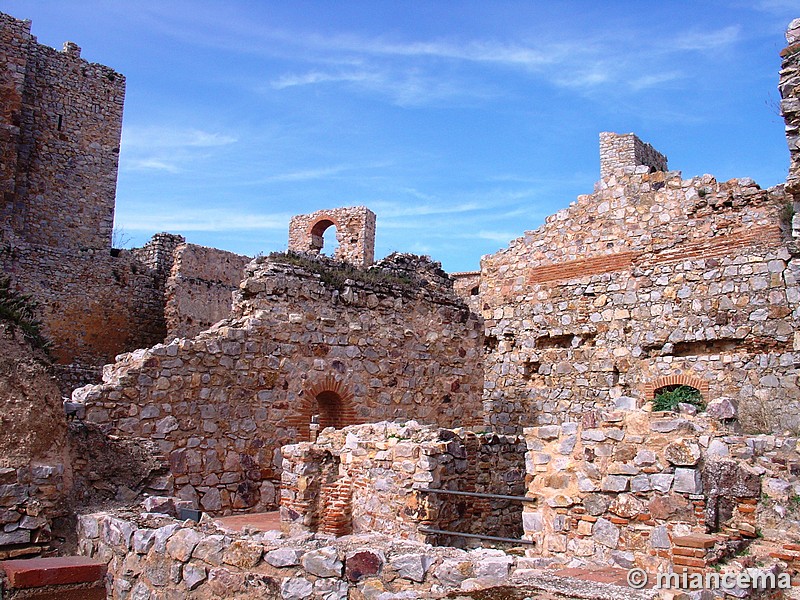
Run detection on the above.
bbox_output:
[0,278,51,353]
[653,385,704,412]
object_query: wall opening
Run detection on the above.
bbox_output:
[313,390,344,430]
[652,384,704,412]
[308,219,340,257]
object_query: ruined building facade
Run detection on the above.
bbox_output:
[0,12,249,391]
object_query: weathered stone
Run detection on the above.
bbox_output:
[390,553,433,583]
[601,475,629,492]
[281,576,313,600]
[222,539,263,568]
[592,518,620,549]
[301,546,343,578]
[345,549,385,582]
[182,563,206,590]
[650,525,671,549]
[665,440,702,466]
[583,494,612,516]
[609,493,645,518]
[264,547,303,568]
[165,527,202,562]
[434,559,473,586]
[706,397,738,420]
[673,468,703,494]
[650,474,674,493]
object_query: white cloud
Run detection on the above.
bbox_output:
[118,207,290,232]
[122,126,237,150]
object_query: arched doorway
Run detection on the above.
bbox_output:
[312,390,344,430]
[309,219,339,257]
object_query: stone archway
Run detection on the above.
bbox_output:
[288,206,376,267]
[286,375,359,441]
[308,218,338,254]
[643,374,709,401]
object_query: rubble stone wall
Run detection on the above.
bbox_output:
[76,509,546,600]
[73,256,484,515]
[450,271,481,313]
[481,162,800,434]
[522,408,800,573]
[288,206,376,267]
[0,12,124,252]
[599,132,668,180]
[782,18,800,236]
[164,243,250,340]
[280,421,525,546]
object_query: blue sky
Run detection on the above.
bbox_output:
[6,1,799,272]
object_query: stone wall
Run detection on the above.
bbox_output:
[74,508,576,600]
[782,18,800,237]
[164,243,250,340]
[0,324,70,557]
[599,132,668,180]
[481,150,800,434]
[72,254,484,515]
[522,407,800,576]
[288,206,376,267]
[280,421,525,547]
[450,271,481,313]
[0,12,124,252]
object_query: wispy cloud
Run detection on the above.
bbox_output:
[122,126,237,149]
[270,71,375,89]
[119,207,290,232]
[120,125,237,173]
[671,26,741,52]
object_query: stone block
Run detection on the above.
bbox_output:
[673,468,702,494]
[592,518,620,549]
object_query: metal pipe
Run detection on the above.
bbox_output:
[417,488,537,503]
[419,527,535,546]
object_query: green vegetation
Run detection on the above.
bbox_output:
[780,200,796,231]
[653,385,705,412]
[0,277,51,353]
[268,251,416,290]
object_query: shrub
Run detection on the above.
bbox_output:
[653,385,704,412]
[267,251,415,291]
[0,278,51,353]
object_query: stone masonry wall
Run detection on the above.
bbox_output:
[288,206,376,267]
[522,407,800,576]
[280,421,525,547]
[782,18,800,237]
[481,159,800,434]
[450,271,481,313]
[75,507,573,600]
[0,11,125,251]
[72,254,484,515]
[599,132,668,180]
[164,243,250,340]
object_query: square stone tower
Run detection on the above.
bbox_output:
[0,11,125,251]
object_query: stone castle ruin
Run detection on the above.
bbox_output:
[1,9,800,600]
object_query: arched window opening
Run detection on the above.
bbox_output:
[652,384,704,412]
[309,219,339,257]
[313,390,344,430]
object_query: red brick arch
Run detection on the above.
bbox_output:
[307,215,341,236]
[285,374,359,441]
[643,374,710,400]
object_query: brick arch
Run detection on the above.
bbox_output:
[643,374,710,400]
[285,374,359,441]
[307,215,341,236]
[308,216,340,252]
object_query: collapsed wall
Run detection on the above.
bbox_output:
[72,253,484,515]
[0,323,70,557]
[281,421,525,546]
[482,146,799,434]
[163,243,250,340]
